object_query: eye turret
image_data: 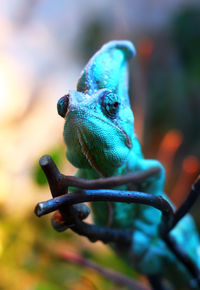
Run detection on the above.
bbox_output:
[57,95,69,118]
[101,91,120,119]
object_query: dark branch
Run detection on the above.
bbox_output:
[35,189,174,235]
[57,249,150,290]
[71,209,132,245]
[163,234,200,285]
[39,155,67,197]
[59,167,160,189]
[168,175,200,232]
[160,175,200,286]
[39,155,160,191]
[35,155,200,287]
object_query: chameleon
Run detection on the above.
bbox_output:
[56,40,200,289]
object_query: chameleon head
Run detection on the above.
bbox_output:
[57,40,136,176]
[57,88,134,177]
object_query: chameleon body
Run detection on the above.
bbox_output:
[57,41,200,288]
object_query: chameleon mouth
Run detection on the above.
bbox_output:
[67,109,132,151]
[77,128,106,177]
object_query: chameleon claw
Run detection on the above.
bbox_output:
[51,204,91,232]
[51,211,71,232]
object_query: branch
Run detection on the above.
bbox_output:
[168,175,200,232]
[160,176,200,285]
[163,234,200,285]
[35,155,200,286]
[39,155,160,192]
[58,167,160,189]
[35,189,174,236]
[56,250,150,290]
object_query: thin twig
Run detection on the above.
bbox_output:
[57,250,150,290]
[35,155,200,287]
[59,168,161,189]
[39,155,160,191]
[39,155,91,228]
[168,175,200,232]
[39,155,67,196]
[163,234,200,285]
[159,175,200,286]
[35,188,174,244]
[35,189,174,235]
[70,209,132,245]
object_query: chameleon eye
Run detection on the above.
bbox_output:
[57,95,69,118]
[101,92,120,119]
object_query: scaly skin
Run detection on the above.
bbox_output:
[57,41,200,289]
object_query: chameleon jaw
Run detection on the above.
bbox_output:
[64,107,133,177]
[77,128,106,177]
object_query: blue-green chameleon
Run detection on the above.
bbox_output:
[57,41,200,288]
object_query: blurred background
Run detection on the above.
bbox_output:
[0,0,200,289]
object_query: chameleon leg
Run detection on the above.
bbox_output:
[130,229,167,276]
[135,159,166,196]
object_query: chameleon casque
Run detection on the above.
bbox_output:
[56,41,200,289]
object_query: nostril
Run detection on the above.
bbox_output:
[57,95,69,118]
